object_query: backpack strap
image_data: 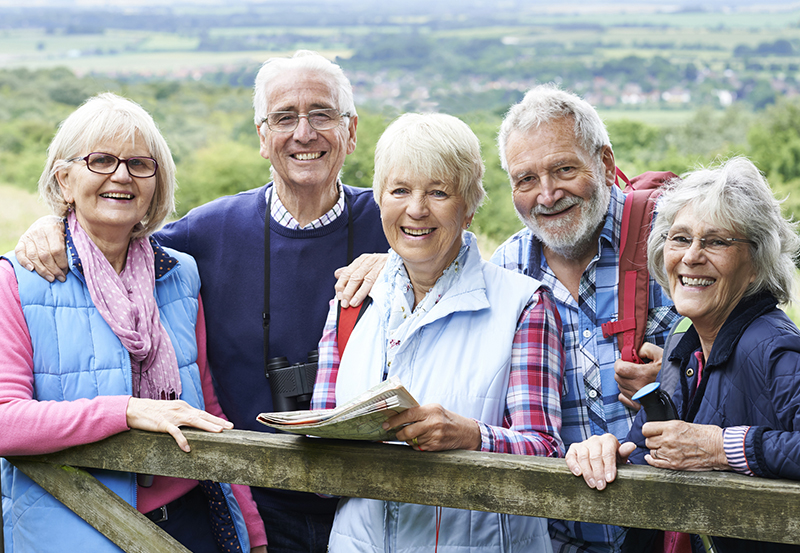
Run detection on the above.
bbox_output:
[336,296,373,355]
[602,170,678,363]
[615,166,631,187]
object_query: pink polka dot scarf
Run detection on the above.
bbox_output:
[67,211,182,400]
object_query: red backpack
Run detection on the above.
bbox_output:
[600,168,678,363]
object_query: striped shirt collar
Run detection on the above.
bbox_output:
[268,181,346,230]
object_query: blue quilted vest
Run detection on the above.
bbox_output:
[1,244,248,552]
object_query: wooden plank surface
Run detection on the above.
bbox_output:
[7,459,190,553]
[9,429,800,545]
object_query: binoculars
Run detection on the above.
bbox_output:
[265,351,319,412]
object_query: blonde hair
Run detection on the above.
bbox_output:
[373,113,485,215]
[39,92,176,238]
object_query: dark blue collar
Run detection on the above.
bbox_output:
[669,291,778,369]
[65,218,178,279]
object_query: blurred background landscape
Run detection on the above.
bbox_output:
[3,0,800,261]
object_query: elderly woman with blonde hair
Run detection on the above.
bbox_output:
[0,92,266,552]
[311,113,565,553]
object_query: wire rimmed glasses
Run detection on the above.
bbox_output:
[662,232,755,254]
[261,108,351,133]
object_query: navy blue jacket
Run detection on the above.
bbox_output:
[625,292,800,553]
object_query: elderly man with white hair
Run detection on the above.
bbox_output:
[491,84,681,552]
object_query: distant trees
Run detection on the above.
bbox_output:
[2,67,800,245]
[749,97,800,182]
[734,39,796,57]
[746,98,800,219]
[347,34,435,70]
[176,141,267,212]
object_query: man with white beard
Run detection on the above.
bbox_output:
[491,84,681,553]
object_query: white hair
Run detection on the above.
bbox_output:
[252,50,356,131]
[497,83,611,173]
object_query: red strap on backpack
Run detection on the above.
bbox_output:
[336,296,373,354]
[601,169,678,363]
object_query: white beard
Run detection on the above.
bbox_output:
[518,169,612,261]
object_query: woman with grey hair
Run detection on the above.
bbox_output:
[0,92,266,552]
[566,157,800,553]
[311,113,565,553]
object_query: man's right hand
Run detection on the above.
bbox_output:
[14,216,68,282]
[334,253,387,308]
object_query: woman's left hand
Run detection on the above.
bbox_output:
[641,421,728,471]
[384,404,481,452]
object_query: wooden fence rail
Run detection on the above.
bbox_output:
[5,428,800,551]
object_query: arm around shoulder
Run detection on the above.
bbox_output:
[14,215,68,282]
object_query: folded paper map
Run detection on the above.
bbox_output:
[256,377,419,441]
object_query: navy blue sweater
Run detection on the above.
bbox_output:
[156,183,389,513]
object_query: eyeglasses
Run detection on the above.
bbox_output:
[68,152,158,178]
[261,109,351,133]
[662,232,755,254]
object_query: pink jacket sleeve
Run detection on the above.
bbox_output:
[0,259,130,456]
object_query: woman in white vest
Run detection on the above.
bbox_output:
[311,113,565,553]
[0,93,265,552]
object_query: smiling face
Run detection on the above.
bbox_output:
[380,170,472,289]
[56,133,157,247]
[257,68,357,196]
[505,117,615,260]
[665,205,757,344]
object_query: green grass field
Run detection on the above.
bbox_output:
[3,8,800,78]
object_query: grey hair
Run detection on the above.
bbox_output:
[38,92,176,238]
[372,113,486,216]
[648,156,800,305]
[252,49,357,132]
[497,83,612,173]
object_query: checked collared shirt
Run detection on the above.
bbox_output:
[490,185,680,553]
